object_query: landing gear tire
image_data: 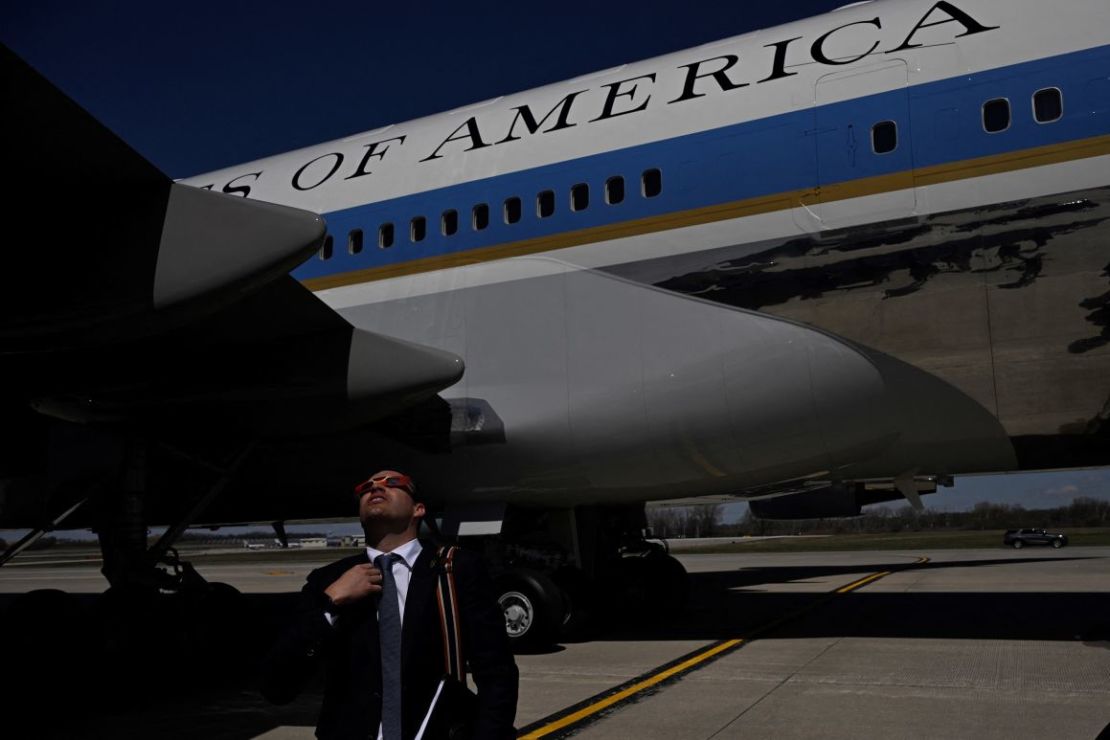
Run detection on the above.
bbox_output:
[552,567,597,641]
[618,551,689,623]
[181,581,250,667]
[4,590,93,730]
[653,553,690,615]
[5,589,92,665]
[497,570,565,652]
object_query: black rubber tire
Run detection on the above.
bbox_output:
[551,567,598,641]
[496,570,565,651]
[3,590,91,731]
[188,582,250,666]
[617,551,690,623]
[4,589,90,663]
[1052,539,1064,549]
[1013,540,1024,549]
[646,552,690,621]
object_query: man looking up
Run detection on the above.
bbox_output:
[263,470,518,740]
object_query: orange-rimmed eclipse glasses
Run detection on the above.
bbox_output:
[354,473,415,499]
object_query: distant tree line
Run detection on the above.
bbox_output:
[2,529,335,552]
[9,498,1108,551]
[720,497,1110,537]
[646,504,725,538]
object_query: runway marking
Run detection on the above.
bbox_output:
[516,555,930,739]
[2,557,103,567]
[834,571,892,593]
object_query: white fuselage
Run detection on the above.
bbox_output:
[183,0,1110,505]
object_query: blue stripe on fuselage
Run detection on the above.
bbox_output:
[293,44,1110,283]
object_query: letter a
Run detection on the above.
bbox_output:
[888,1,999,53]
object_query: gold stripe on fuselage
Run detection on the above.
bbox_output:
[302,133,1110,292]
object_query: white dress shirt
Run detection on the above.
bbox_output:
[366,537,423,622]
[323,537,423,626]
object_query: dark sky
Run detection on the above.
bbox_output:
[1,0,847,178]
[1,0,1107,514]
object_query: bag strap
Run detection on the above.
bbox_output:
[434,545,466,682]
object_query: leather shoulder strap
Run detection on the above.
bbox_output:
[434,545,465,681]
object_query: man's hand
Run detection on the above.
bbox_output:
[324,564,383,607]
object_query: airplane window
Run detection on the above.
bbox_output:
[442,209,458,236]
[606,176,625,205]
[411,216,426,243]
[348,229,363,255]
[472,203,489,231]
[983,98,1010,133]
[570,183,589,212]
[504,197,522,224]
[872,121,897,154]
[320,235,334,260]
[1033,88,1063,123]
[642,168,662,198]
[537,190,555,218]
[379,223,394,249]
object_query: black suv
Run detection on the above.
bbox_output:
[1003,528,1068,549]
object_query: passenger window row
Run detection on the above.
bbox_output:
[320,168,663,259]
[321,85,1067,260]
[867,86,1064,156]
[984,86,1063,133]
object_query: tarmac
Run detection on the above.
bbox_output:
[2,546,1108,739]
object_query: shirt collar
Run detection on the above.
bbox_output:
[366,537,422,569]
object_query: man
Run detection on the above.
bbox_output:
[262,470,518,740]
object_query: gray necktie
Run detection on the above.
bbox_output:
[376,553,404,740]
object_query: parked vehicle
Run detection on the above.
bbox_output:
[1003,528,1068,549]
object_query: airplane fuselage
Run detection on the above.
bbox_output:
[177,0,1110,507]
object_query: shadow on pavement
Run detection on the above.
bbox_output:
[1,552,1107,738]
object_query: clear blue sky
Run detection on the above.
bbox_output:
[1,0,1107,536]
[1,0,849,178]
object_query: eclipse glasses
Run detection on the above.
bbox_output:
[354,473,415,499]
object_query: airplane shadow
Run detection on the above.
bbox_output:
[1,552,1107,738]
[563,554,1110,644]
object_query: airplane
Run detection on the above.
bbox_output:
[2,0,1108,648]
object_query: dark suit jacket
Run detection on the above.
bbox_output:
[262,541,518,740]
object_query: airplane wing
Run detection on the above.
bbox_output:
[0,44,463,530]
[1,43,321,351]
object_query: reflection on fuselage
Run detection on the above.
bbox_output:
[607,186,1110,468]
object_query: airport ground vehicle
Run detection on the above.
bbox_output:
[1003,529,1069,549]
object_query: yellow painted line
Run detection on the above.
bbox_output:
[304,134,1110,292]
[518,556,930,738]
[835,570,893,593]
[834,555,928,593]
[517,638,744,740]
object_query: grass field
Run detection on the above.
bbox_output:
[11,530,1110,567]
[678,528,1110,553]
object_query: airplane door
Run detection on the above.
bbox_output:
[808,60,917,230]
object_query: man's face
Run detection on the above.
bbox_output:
[357,470,425,530]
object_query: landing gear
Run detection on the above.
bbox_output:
[4,589,98,733]
[476,503,690,650]
[618,547,690,622]
[551,566,598,640]
[496,569,566,651]
[64,439,257,684]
